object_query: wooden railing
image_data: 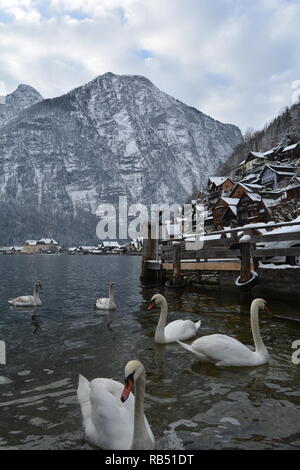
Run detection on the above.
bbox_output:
[141,220,300,287]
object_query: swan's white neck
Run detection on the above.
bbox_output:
[109,284,114,302]
[250,302,268,357]
[33,284,40,299]
[155,298,168,343]
[131,370,151,450]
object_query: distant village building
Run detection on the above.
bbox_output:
[0,246,24,255]
[100,241,123,253]
[22,238,61,254]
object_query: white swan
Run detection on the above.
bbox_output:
[96,281,116,310]
[77,360,155,450]
[147,294,201,344]
[8,280,42,307]
[177,298,270,367]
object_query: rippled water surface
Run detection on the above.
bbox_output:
[0,254,299,450]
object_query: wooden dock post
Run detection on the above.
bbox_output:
[239,242,251,283]
[140,223,159,283]
[238,230,253,285]
[172,241,183,286]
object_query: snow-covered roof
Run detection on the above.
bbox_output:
[250,151,265,158]
[283,143,299,152]
[245,183,263,190]
[38,238,59,245]
[101,241,121,248]
[228,205,237,216]
[245,192,261,202]
[262,198,278,208]
[24,240,38,245]
[232,182,260,194]
[77,246,98,250]
[276,171,296,176]
[209,176,231,186]
[239,173,256,182]
[263,148,275,156]
[221,197,239,206]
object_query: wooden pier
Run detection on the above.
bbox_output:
[140,220,300,297]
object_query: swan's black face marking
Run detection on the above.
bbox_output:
[125,372,134,384]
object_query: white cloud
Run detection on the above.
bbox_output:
[0,0,300,133]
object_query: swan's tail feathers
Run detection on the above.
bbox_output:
[195,320,201,331]
[77,374,90,403]
[176,340,194,354]
[77,375,91,427]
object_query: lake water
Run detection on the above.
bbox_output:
[0,254,299,450]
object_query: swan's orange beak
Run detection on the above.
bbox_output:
[121,379,133,403]
[264,304,270,313]
[147,300,155,311]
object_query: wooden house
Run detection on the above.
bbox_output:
[229,182,262,199]
[236,192,270,225]
[280,142,300,160]
[258,164,296,189]
[262,146,284,161]
[207,177,234,208]
[278,177,300,202]
[236,151,268,177]
[212,197,239,229]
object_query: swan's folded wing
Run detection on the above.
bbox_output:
[192,334,254,364]
[164,319,198,342]
[88,378,135,450]
[10,295,33,304]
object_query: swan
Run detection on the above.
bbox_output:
[8,280,42,307]
[96,281,116,310]
[177,298,270,367]
[77,360,155,450]
[147,294,201,344]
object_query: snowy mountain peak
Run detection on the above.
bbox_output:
[0,83,43,126]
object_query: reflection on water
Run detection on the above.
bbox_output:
[0,254,299,450]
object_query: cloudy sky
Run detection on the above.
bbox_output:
[0,0,300,133]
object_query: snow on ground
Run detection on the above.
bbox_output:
[259,262,300,269]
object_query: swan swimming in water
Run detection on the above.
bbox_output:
[77,360,155,450]
[8,280,42,307]
[96,281,116,310]
[177,298,270,367]
[147,294,201,344]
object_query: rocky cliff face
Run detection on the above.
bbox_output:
[0,73,242,244]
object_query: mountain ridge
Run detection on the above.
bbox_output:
[0,72,242,244]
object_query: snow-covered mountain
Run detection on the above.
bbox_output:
[0,84,43,127]
[0,73,242,244]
